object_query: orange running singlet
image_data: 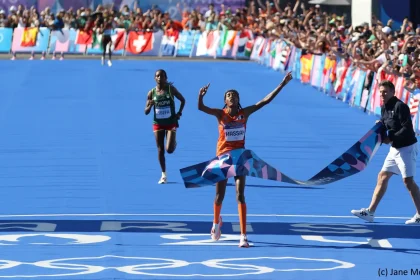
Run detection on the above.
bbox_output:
[216,108,247,156]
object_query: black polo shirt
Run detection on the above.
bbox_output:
[380,96,417,149]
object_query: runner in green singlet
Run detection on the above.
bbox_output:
[145,69,186,184]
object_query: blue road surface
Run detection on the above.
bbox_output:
[0,59,419,279]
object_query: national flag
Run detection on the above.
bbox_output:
[267,40,276,67]
[360,88,370,108]
[334,63,348,94]
[401,87,411,104]
[270,47,276,58]
[272,42,282,70]
[91,32,102,49]
[196,31,220,57]
[87,29,125,53]
[394,76,405,99]
[206,31,215,50]
[126,31,154,54]
[323,57,334,76]
[344,70,358,104]
[329,59,337,82]
[410,93,420,116]
[220,30,237,55]
[300,54,313,84]
[265,40,272,56]
[21,27,38,47]
[369,78,382,113]
[321,56,335,89]
[161,30,179,56]
[166,29,180,41]
[112,30,126,51]
[233,30,253,57]
[410,91,420,133]
[280,46,292,71]
[236,31,251,53]
[76,30,93,45]
[257,39,265,57]
[244,41,253,57]
[310,55,323,88]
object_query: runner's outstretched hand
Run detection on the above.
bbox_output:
[281,72,293,86]
[199,83,211,97]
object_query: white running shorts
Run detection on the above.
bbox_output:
[381,143,418,178]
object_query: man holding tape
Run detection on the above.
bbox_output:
[351,80,420,225]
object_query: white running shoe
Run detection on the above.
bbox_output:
[107,60,112,67]
[158,176,167,184]
[211,216,223,241]
[351,208,375,222]
[239,234,249,248]
[405,214,420,225]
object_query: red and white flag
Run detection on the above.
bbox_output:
[410,94,420,116]
[196,31,220,57]
[126,32,154,54]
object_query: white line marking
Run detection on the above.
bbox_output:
[0,213,410,219]
[302,235,393,248]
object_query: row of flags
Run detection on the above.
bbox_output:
[17,27,420,133]
[249,34,420,133]
[19,27,168,54]
[18,27,255,57]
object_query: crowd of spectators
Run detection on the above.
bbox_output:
[0,0,419,89]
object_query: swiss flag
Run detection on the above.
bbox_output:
[126,31,154,54]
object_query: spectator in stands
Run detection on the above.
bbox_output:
[204,4,217,31]
[1,0,418,92]
[0,10,7,27]
[51,10,64,30]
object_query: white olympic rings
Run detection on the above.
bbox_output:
[0,255,355,278]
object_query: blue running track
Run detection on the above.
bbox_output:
[0,59,419,279]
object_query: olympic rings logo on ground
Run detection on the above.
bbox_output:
[0,255,355,278]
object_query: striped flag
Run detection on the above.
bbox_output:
[409,91,420,133]
[220,30,237,55]
[410,93,420,115]
[232,29,253,57]
[161,30,179,56]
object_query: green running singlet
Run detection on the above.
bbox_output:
[152,85,177,126]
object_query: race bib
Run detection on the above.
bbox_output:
[155,106,171,119]
[225,124,245,141]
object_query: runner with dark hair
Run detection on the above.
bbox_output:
[197,72,293,247]
[145,69,186,184]
[100,16,113,66]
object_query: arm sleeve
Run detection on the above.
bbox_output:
[389,103,412,141]
[380,107,385,123]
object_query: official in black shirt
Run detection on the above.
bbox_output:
[351,80,420,225]
[380,94,417,149]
